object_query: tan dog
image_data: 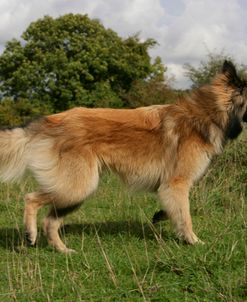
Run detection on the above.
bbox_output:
[0,60,246,252]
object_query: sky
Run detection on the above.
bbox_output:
[0,0,246,88]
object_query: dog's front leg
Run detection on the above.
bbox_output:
[158,180,201,245]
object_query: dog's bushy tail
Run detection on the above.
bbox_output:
[0,127,30,182]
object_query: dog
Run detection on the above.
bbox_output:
[0,60,246,252]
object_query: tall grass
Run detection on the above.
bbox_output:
[0,132,247,301]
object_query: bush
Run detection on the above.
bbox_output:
[184,52,247,88]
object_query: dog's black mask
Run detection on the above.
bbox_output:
[226,112,243,140]
[243,109,247,122]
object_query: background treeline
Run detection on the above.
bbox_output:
[0,14,246,126]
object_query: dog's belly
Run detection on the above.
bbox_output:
[108,160,165,192]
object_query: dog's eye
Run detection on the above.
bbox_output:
[239,87,244,94]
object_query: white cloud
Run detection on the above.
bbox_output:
[0,0,246,89]
[166,62,192,89]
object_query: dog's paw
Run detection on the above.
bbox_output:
[183,232,204,245]
[24,231,36,247]
[55,246,76,254]
[196,238,205,245]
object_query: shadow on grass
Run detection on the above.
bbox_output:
[0,220,169,251]
[63,220,168,238]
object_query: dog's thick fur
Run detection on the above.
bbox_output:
[0,61,247,252]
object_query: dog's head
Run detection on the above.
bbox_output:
[218,60,247,139]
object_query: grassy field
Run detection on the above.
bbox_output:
[0,134,247,301]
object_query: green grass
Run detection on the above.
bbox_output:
[0,134,247,302]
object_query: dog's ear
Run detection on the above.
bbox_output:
[222,60,242,88]
[222,60,238,80]
[222,60,237,77]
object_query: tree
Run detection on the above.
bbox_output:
[0,14,162,111]
[184,52,247,88]
[122,57,177,107]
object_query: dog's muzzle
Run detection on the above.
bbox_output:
[243,109,247,122]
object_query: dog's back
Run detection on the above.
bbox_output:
[25,105,172,193]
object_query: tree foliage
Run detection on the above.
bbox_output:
[184,52,247,88]
[0,14,163,111]
[122,57,177,107]
[0,98,51,126]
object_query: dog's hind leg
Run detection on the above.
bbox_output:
[158,180,201,245]
[24,192,53,246]
[43,204,82,253]
[41,160,100,253]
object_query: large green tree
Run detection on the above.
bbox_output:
[0,14,162,111]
